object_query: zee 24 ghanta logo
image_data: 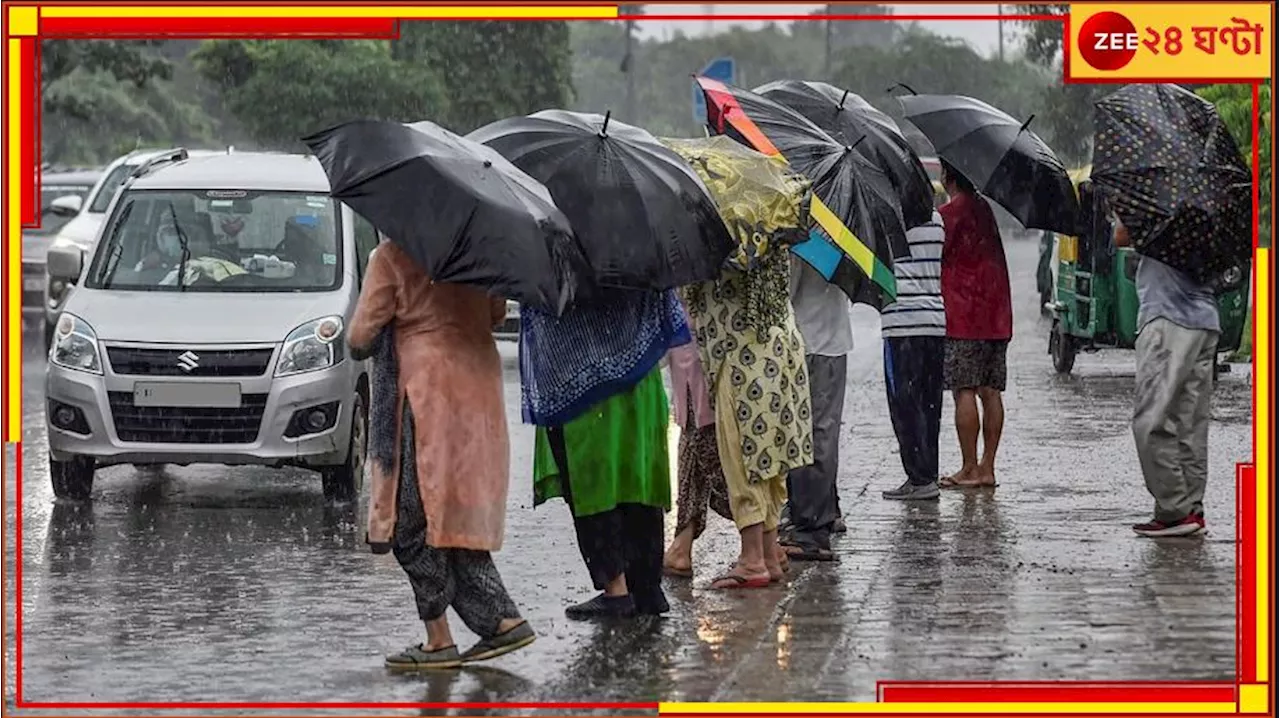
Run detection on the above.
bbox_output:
[1078,10,1265,71]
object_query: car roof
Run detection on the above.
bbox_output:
[115,147,225,166]
[130,152,331,193]
[42,169,102,186]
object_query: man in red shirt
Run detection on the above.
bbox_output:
[937,161,1012,488]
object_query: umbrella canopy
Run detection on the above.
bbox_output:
[468,109,734,292]
[695,76,906,309]
[1091,83,1252,288]
[659,135,812,272]
[898,93,1079,235]
[302,118,584,314]
[756,79,935,230]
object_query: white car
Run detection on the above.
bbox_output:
[44,149,377,502]
[42,148,225,350]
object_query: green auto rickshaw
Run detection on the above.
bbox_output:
[1043,168,1250,376]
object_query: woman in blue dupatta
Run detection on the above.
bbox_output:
[521,288,691,619]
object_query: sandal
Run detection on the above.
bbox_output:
[385,643,463,671]
[461,621,536,663]
[708,572,771,590]
[781,542,837,562]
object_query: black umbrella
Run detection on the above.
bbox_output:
[468,110,734,291]
[302,119,585,314]
[898,93,1079,235]
[696,76,906,309]
[756,79,935,230]
[1091,83,1252,288]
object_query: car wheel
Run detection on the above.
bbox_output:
[322,392,367,503]
[50,454,95,500]
[1050,320,1077,375]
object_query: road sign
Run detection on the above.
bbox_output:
[692,56,736,124]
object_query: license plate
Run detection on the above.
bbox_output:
[23,278,43,292]
[133,382,241,408]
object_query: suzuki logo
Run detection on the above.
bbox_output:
[177,351,200,372]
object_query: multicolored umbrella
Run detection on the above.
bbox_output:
[1091,83,1252,288]
[659,135,812,272]
[755,80,935,230]
[695,76,905,308]
[469,109,734,293]
[898,93,1079,236]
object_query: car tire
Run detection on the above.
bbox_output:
[322,392,367,503]
[1050,320,1077,375]
[50,454,95,500]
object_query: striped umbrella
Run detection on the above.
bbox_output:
[694,76,906,308]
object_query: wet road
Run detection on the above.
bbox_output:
[4,239,1249,710]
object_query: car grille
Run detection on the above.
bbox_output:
[107,392,268,444]
[106,346,275,377]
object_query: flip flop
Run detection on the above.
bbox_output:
[708,573,771,590]
[939,475,965,489]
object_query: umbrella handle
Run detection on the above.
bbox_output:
[1019,114,1036,133]
[887,82,918,95]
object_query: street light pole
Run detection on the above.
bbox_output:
[824,3,833,76]
[624,16,636,122]
[997,4,1005,62]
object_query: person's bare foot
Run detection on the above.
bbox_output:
[940,465,977,488]
[709,560,771,589]
[967,465,997,487]
[765,545,788,582]
[663,546,693,577]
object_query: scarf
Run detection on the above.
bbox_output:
[520,288,691,427]
[367,324,399,477]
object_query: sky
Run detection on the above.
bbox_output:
[632,3,1011,58]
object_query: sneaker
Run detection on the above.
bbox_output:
[565,593,635,620]
[882,480,941,501]
[1132,515,1203,538]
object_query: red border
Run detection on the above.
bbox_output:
[2,2,1274,714]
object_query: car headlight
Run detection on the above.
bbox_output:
[50,313,102,374]
[275,316,344,377]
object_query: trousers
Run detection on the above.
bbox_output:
[884,336,944,485]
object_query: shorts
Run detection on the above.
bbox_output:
[943,338,1009,391]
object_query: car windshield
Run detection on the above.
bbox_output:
[89,164,139,213]
[85,189,342,293]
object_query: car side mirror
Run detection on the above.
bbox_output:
[46,245,84,281]
[48,194,83,217]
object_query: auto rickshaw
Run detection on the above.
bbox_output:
[1044,167,1250,376]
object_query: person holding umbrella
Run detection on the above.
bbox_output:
[524,289,691,618]
[937,160,1011,489]
[349,237,536,670]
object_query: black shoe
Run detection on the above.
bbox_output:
[565,593,635,620]
[634,590,670,616]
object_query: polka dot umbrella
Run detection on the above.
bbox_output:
[1091,83,1253,288]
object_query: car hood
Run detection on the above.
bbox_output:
[68,290,345,344]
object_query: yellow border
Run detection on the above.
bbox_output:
[1252,247,1271,684]
[6,38,22,443]
[39,5,618,19]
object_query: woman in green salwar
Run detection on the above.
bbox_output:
[521,288,692,619]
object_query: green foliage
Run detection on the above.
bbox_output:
[394,21,574,133]
[1197,82,1271,248]
[571,19,1052,147]
[192,39,447,149]
[41,40,220,165]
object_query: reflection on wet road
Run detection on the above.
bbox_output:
[4,240,1246,707]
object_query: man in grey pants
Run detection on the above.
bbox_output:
[780,259,851,560]
[1118,223,1218,538]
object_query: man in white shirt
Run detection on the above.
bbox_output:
[780,258,852,560]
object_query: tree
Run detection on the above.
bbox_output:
[392,21,574,133]
[1012,4,1109,166]
[192,39,448,148]
[42,40,172,119]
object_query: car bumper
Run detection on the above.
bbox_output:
[46,352,359,469]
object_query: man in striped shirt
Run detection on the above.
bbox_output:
[880,210,946,500]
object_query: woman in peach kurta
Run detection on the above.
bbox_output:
[347,240,534,670]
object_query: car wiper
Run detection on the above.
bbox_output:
[97,200,135,290]
[167,202,192,292]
